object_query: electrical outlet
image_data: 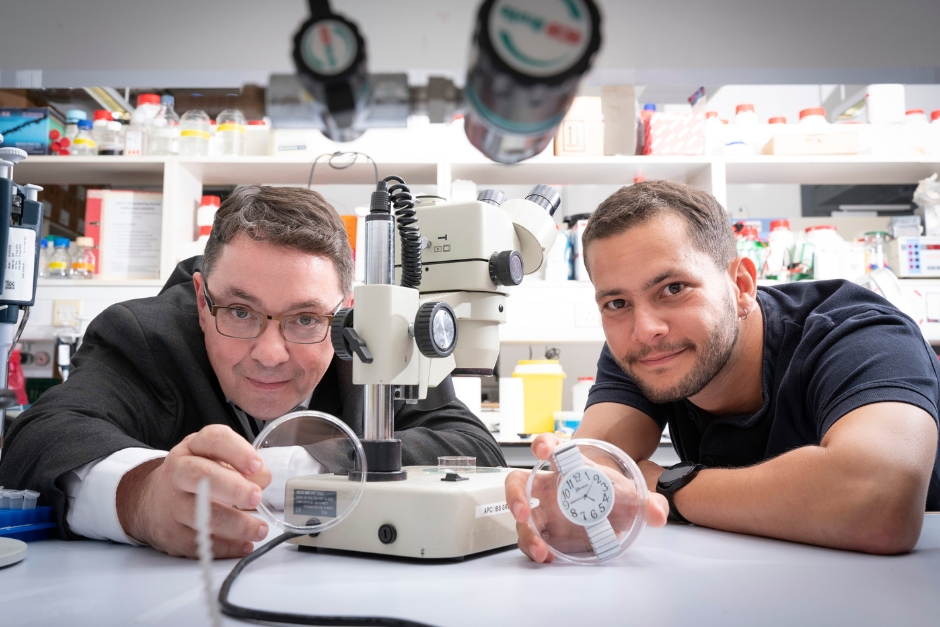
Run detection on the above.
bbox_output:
[53,300,82,327]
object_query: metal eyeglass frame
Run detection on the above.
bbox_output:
[201,280,342,345]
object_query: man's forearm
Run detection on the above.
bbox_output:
[116,457,163,546]
[672,444,926,554]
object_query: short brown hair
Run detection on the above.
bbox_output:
[582,180,736,274]
[201,185,354,295]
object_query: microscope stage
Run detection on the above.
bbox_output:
[287,467,518,559]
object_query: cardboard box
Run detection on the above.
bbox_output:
[601,86,638,156]
[643,112,705,156]
[0,108,66,155]
[762,131,860,155]
[554,97,604,157]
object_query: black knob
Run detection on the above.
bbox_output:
[330,308,355,360]
[378,524,397,544]
[414,302,458,358]
[489,250,524,286]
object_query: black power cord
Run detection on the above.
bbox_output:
[218,531,440,627]
[307,151,379,189]
[383,175,422,289]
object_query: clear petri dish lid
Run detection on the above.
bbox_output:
[252,410,366,535]
[525,438,648,564]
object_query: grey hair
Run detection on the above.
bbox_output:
[201,185,354,295]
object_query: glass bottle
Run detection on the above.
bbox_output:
[216,109,247,156]
[48,238,71,279]
[179,110,211,157]
[71,120,97,156]
[70,237,96,279]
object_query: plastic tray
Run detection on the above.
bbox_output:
[0,506,55,542]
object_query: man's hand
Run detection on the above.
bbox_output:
[505,433,669,563]
[116,424,272,558]
[637,459,665,494]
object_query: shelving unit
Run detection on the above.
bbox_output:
[15,152,940,344]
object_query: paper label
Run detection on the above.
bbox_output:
[475,498,539,518]
[293,489,337,518]
[0,227,36,302]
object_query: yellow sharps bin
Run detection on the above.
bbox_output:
[512,360,566,434]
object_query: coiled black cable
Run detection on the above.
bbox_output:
[384,175,422,289]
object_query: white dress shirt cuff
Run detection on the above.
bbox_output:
[64,448,168,545]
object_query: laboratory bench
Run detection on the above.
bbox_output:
[2,514,937,627]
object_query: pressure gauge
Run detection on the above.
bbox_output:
[414,301,458,358]
[525,438,648,564]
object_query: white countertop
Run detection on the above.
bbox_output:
[2,514,937,626]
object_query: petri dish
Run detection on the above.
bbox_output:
[525,438,648,564]
[252,410,367,535]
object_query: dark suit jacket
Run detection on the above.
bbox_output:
[0,257,505,538]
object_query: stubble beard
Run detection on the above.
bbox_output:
[615,294,740,404]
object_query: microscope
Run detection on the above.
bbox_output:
[284,177,559,559]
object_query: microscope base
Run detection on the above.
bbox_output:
[287,466,517,559]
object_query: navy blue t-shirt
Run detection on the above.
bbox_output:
[588,280,940,511]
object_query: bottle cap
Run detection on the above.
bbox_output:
[770,219,790,231]
[932,110,940,122]
[735,104,755,114]
[66,109,88,122]
[200,195,221,207]
[77,120,93,130]
[55,237,70,246]
[76,237,95,247]
[643,103,657,111]
[248,119,266,125]
[136,93,161,106]
[59,137,71,148]
[577,376,595,381]
[93,110,113,121]
[768,116,787,124]
[40,239,49,248]
[49,129,61,140]
[705,111,718,118]
[160,95,175,106]
[906,109,925,116]
[799,107,826,119]
[806,225,836,232]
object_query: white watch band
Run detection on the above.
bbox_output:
[585,519,620,561]
[553,445,584,475]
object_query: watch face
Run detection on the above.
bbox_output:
[556,467,615,527]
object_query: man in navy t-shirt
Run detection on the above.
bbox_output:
[506,180,940,561]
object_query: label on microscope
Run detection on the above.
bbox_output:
[293,489,337,517]
[475,498,539,518]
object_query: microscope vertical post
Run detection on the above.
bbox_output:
[362,204,395,442]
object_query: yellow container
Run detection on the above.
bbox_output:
[513,360,566,434]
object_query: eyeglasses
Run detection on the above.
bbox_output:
[202,280,341,345]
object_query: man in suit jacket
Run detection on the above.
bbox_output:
[0,185,504,558]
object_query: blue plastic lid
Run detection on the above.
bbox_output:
[161,95,175,106]
[77,119,93,130]
[643,103,657,111]
[66,109,88,122]
[40,239,49,248]
[55,237,70,247]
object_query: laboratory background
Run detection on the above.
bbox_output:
[0,0,939,625]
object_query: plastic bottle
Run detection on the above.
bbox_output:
[65,110,87,141]
[769,117,787,125]
[216,109,247,156]
[735,104,758,125]
[70,236,97,279]
[48,238,72,278]
[571,376,594,414]
[765,220,795,279]
[150,95,181,156]
[196,195,221,250]
[92,110,112,148]
[905,109,928,125]
[98,121,124,155]
[71,120,97,156]
[179,110,211,157]
[38,239,50,278]
[124,93,162,156]
[704,111,724,155]
[932,111,940,124]
[799,108,828,126]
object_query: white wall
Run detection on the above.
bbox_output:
[1,0,938,87]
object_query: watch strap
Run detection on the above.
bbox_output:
[553,444,584,476]
[656,463,705,525]
[585,519,619,561]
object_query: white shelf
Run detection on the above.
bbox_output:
[14,156,165,186]
[450,156,714,186]
[37,278,165,288]
[723,155,940,185]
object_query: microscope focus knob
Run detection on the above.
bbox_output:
[489,250,524,286]
[414,302,458,358]
[330,308,356,360]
